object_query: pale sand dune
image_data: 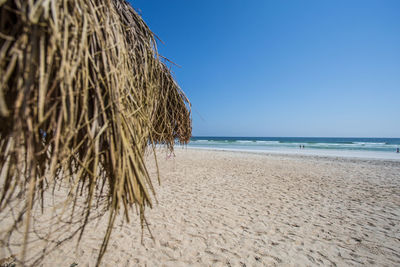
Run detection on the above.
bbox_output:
[18,149,400,266]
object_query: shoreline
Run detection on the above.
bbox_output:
[184,145,400,162]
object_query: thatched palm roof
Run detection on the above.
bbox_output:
[0,0,191,265]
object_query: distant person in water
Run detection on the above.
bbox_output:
[397,148,399,153]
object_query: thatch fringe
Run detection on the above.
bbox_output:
[0,0,191,265]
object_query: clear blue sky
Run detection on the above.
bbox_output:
[131,0,400,137]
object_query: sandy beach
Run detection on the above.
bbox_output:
[2,1,399,266]
[4,148,400,266]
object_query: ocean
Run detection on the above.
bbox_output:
[187,137,400,160]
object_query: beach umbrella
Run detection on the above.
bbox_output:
[0,0,191,265]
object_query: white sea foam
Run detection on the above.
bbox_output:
[255,141,280,144]
[353,142,386,145]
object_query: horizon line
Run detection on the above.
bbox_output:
[191,135,400,139]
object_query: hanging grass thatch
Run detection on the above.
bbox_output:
[0,0,191,265]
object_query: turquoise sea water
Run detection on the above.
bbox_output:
[187,137,400,159]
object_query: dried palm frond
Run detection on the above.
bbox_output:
[0,0,191,265]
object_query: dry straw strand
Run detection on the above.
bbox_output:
[0,0,191,265]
